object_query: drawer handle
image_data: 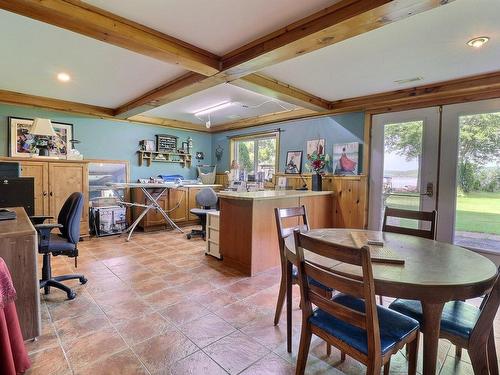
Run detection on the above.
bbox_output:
[43,191,48,196]
[49,192,53,197]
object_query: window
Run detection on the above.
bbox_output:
[230,131,279,183]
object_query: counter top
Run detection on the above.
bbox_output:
[217,190,333,201]
[0,207,36,239]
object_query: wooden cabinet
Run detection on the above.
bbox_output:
[5,158,90,237]
[333,176,367,229]
[133,185,222,231]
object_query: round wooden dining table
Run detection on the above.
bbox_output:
[284,228,498,375]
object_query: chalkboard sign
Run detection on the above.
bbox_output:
[156,134,178,152]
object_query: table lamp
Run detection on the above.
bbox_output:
[31,118,56,156]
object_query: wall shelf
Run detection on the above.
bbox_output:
[137,150,192,167]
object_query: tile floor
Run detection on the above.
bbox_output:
[26,227,499,374]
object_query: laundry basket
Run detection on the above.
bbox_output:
[197,165,216,184]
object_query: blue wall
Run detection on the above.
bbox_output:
[211,113,365,174]
[0,104,212,180]
[0,104,365,179]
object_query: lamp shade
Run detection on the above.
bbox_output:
[31,118,56,136]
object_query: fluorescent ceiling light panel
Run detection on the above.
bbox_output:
[194,101,232,116]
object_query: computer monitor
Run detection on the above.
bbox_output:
[0,177,35,216]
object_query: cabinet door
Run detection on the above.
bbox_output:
[188,187,201,220]
[48,163,89,236]
[168,188,187,222]
[20,161,49,216]
[333,177,367,229]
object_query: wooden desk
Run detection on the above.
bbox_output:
[219,190,334,276]
[0,207,40,340]
[285,229,498,375]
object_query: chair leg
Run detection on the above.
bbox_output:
[274,277,286,326]
[341,352,346,362]
[455,345,462,358]
[488,329,498,375]
[295,322,312,375]
[41,280,76,300]
[468,341,489,375]
[407,332,419,375]
[379,295,383,305]
[326,344,331,357]
[53,274,87,284]
[383,359,391,375]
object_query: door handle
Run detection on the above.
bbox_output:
[49,192,53,197]
[43,191,47,196]
[420,182,434,197]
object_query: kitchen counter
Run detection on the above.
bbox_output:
[217,190,333,201]
[218,189,334,276]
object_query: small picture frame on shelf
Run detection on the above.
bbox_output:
[139,139,155,151]
[285,151,302,174]
[156,134,178,152]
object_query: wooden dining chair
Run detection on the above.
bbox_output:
[274,206,333,354]
[389,267,499,375]
[382,208,437,240]
[290,229,420,375]
[379,207,437,305]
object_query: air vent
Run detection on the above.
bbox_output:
[394,77,423,84]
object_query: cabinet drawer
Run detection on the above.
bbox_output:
[208,228,219,243]
[209,213,220,229]
[206,240,221,259]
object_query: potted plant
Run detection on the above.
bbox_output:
[307,151,329,191]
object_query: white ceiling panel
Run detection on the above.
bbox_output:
[262,0,500,101]
[143,83,298,127]
[83,0,337,55]
[0,10,187,108]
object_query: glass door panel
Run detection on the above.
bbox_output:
[439,100,500,252]
[369,108,439,231]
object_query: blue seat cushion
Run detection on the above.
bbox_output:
[49,234,77,253]
[291,265,333,291]
[389,299,480,340]
[309,294,419,355]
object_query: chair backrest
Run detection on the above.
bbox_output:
[274,206,310,267]
[291,230,381,358]
[195,187,218,208]
[57,192,84,244]
[470,266,500,344]
[382,208,436,240]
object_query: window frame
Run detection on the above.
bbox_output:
[229,131,280,186]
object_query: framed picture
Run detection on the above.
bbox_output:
[285,150,303,174]
[306,138,325,158]
[9,117,73,158]
[333,142,359,175]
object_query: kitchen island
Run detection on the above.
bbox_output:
[218,190,334,276]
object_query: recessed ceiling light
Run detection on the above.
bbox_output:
[57,72,71,82]
[467,36,490,48]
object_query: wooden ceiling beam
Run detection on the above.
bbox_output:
[0,0,220,76]
[231,74,330,111]
[115,0,452,117]
[220,0,452,80]
[212,71,500,131]
[127,115,209,132]
[0,89,114,117]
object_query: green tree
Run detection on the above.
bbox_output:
[383,115,500,193]
[238,141,253,171]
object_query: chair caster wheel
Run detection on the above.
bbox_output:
[186,234,192,239]
[67,291,76,300]
[80,277,88,284]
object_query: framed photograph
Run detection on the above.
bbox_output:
[285,150,303,174]
[333,142,359,175]
[306,138,325,158]
[9,117,73,158]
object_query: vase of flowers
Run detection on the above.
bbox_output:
[307,151,329,191]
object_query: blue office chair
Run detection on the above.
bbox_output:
[186,187,218,240]
[30,192,87,300]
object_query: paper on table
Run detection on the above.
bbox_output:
[350,232,405,265]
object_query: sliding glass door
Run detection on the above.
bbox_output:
[370,100,500,254]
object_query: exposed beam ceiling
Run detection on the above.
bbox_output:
[114,0,453,117]
[0,0,220,75]
[0,89,114,117]
[127,115,211,133]
[231,74,330,111]
[212,71,500,131]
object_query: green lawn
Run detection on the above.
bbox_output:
[385,192,500,235]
